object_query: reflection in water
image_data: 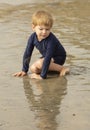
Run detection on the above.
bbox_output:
[23,77,67,130]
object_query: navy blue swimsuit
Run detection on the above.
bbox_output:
[22,32,66,79]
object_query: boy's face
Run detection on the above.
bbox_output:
[32,24,51,41]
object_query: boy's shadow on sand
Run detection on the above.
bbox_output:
[22,76,67,130]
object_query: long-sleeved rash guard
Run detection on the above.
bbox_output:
[22,32,66,79]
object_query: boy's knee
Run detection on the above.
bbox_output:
[36,58,44,67]
[30,65,36,72]
[30,59,44,73]
[30,64,40,73]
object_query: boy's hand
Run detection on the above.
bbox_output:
[13,71,27,77]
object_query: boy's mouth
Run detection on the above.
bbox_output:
[41,34,47,37]
[42,35,46,37]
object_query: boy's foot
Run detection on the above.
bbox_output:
[60,67,70,76]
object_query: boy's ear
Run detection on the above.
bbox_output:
[32,24,35,30]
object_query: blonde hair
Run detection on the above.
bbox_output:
[32,10,53,28]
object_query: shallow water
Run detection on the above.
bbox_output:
[0,0,90,130]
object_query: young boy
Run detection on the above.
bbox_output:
[14,10,69,79]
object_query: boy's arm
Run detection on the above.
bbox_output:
[13,34,34,77]
[22,36,34,73]
[40,42,55,79]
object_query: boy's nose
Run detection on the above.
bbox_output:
[43,29,46,34]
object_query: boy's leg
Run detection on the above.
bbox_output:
[50,62,69,76]
[49,61,69,76]
[30,58,55,74]
[30,58,69,76]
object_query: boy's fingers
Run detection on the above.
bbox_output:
[13,73,18,76]
[60,67,70,76]
[13,73,20,77]
[21,73,27,77]
[60,71,65,76]
[13,72,26,77]
[14,72,22,77]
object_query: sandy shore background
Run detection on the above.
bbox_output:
[0,0,90,130]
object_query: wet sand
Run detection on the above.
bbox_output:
[0,0,90,130]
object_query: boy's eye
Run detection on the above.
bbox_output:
[39,28,49,31]
[39,28,43,30]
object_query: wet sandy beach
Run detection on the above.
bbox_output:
[0,0,90,130]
